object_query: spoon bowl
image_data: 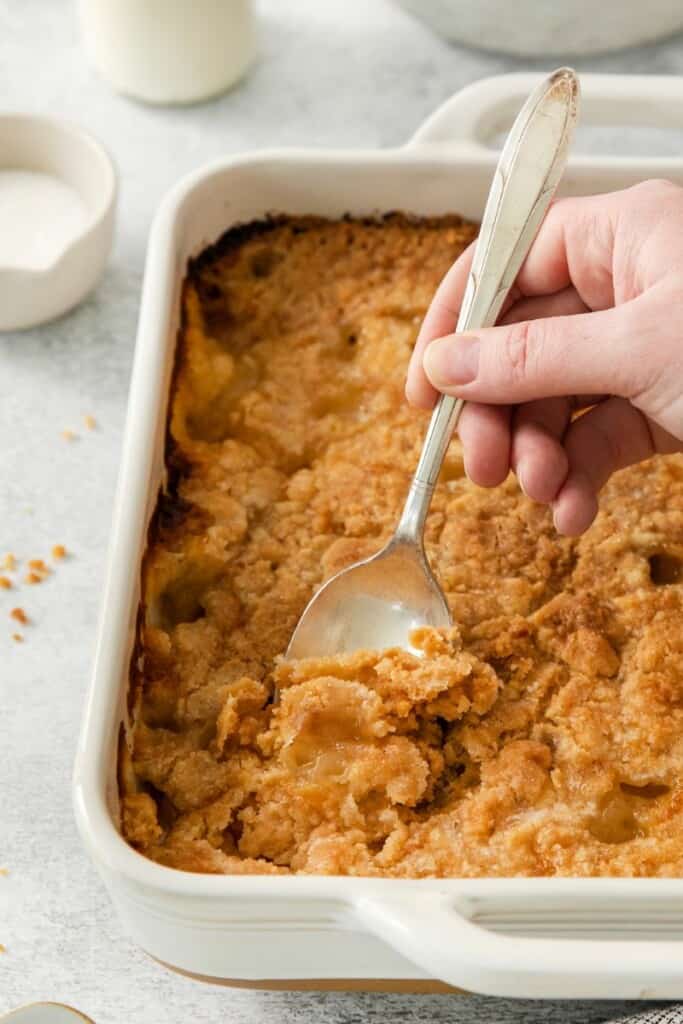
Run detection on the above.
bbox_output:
[286,537,450,660]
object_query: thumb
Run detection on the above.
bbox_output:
[422,301,650,406]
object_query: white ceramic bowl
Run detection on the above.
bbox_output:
[0,1004,94,1024]
[395,0,683,56]
[0,115,116,331]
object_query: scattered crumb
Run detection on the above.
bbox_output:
[0,577,11,590]
[0,943,5,954]
[84,414,97,430]
[10,608,28,625]
[62,429,78,441]
[11,633,23,643]
[0,868,8,876]
[25,559,50,584]
[2,554,16,572]
[52,544,67,560]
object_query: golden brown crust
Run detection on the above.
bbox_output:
[121,214,683,878]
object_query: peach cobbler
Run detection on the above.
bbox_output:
[120,215,683,877]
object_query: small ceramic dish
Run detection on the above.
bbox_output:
[0,114,116,331]
[0,1003,95,1024]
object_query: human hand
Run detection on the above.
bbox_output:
[406,180,683,535]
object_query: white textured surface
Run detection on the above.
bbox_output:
[2,1,683,1020]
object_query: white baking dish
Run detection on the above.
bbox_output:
[74,72,683,999]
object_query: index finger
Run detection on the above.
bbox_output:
[405,241,475,409]
[406,191,621,410]
[514,192,619,308]
[406,240,521,408]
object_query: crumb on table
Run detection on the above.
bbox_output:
[2,554,16,572]
[25,559,51,584]
[11,633,23,643]
[0,577,11,590]
[10,608,28,625]
[62,429,78,441]
[52,544,67,560]
[84,415,97,430]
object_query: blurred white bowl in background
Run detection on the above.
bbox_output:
[395,0,683,56]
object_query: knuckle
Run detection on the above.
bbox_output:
[626,303,676,401]
[502,320,535,384]
[650,177,677,193]
[631,177,678,199]
[625,179,681,221]
[593,416,626,471]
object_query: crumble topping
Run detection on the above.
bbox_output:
[120,216,683,878]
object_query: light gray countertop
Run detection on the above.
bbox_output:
[2,2,682,1020]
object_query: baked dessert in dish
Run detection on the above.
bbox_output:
[120,214,683,878]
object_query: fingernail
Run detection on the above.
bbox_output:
[552,504,562,533]
[517,459,531,497]
[424,334,480,387]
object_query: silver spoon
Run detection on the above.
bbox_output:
[286,67,580,662]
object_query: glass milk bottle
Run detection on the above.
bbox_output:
[78,0,255,105]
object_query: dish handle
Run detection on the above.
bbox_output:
[409,72,683,163]
[354,892,683,998]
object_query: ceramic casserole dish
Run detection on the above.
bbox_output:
[74,73,683,999]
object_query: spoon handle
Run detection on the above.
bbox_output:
[397,67,580,544]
